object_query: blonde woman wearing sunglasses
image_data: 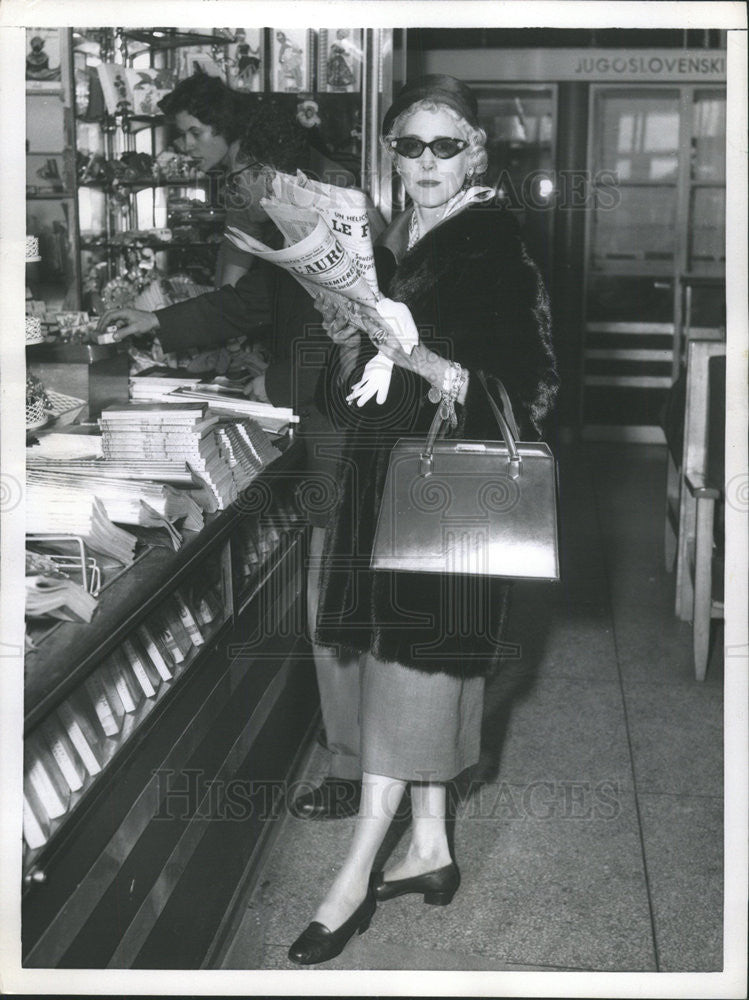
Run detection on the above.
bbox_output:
[288,75,559,966]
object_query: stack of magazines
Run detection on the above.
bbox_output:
[25,550,98,623]
[98,402,236,508]
[98,403,283,509]
[215,419,281,494]
[129,369,204,403]
[26,468,203,547]
[165,387,298,435]
[25,491,137,565]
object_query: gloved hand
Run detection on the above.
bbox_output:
[373,297,418,354]
[346,298,419,406]
[346,352,394,407]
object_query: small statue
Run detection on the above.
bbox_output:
[26,34,60,81]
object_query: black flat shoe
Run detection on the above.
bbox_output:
[289,778,362,819]
[371,862,460,906]
[288,889,376,965]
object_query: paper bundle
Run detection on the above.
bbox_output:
[99,402,236,509]
[215,418,282,493]
[129,369,204,403]
[25,550,98,622]
[26,468,204,540]
[26,492,137,565]
[225,169,381,323]
[164,388,298,434]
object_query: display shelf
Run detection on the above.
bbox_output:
[22,574,228,878]
[22,525,314,968]
[26,191,75,200]
[121,29,227,50]
[81,239,219,250]
[79,177,203,189]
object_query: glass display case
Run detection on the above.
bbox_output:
[68,26,396,303]
[22,443,314,968]
[25,28,82,313]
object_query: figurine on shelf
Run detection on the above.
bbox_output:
[275,31,304,92]
[154,149,194,181]
[325,30,356,90]
[35,158,64,192]
[131,66,176,117]
[231,28,262,92]
[26,33,61,82]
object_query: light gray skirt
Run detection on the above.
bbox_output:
[359,652,485,782]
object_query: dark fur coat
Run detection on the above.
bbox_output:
[315,202,558,677]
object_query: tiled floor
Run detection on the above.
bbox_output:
[221,444,725,972]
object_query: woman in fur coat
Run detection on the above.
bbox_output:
[289,75,558,965]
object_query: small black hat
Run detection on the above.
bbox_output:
[382,74,480,135]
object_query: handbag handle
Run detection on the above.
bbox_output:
[419,370,522,479]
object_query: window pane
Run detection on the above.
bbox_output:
[596,89,680,182]
[592,185,676,265]
[689,187,726,270]
[692,90,726,182]
[587,275,674,324]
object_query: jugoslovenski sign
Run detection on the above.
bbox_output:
[424,48,727,83]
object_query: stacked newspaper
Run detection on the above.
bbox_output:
[27,452,214,504]
[129,369,204,403]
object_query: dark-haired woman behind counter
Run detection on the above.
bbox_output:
[158,72,355,288]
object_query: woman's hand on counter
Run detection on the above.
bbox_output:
[95,308,160,342]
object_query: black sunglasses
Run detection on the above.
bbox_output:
[388,136,469,160]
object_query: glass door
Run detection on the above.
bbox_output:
[581,84,727,441]
[472,85,556,277]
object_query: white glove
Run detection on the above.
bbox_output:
[374,297,418,354]
[346,352,394,407]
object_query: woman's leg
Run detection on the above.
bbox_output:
[307,525,361,780]
[380,781,452,881]
[312,771,406,930]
